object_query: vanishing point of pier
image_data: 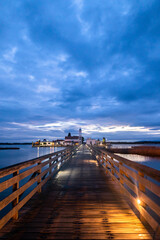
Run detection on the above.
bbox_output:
[0,145,160,239]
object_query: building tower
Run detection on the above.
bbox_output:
[79,128,82,144]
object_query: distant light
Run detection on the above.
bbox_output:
[137,199,141,205]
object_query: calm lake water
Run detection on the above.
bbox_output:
[0,145,65,169]
[115,153,160,171]
[110,143,160,171]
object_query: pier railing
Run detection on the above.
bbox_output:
[88,145,160,235]
[0,146,77,229]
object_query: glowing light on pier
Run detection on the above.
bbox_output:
[137,199,141,205]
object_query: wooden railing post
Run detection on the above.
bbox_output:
[138,171,147,221]
[49,157,52,175]
[138,171,146,193]
[119,162,124,194]
[110,157,115,181]
[101,153,104,164]
[65,151,68,160]
[105,154,108,174]
[37,162,41,193]
[54,154,58,168]
[97,153,100,163]
[60,152,63,163]
[67,150,70,160]
[12,170,19,220]
[100,153,102,163]
[67,150,69,160]
[63,152,66,161]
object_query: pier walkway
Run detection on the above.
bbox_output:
[0,145,152,239]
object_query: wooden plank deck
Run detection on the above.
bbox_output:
[0,145,152,239]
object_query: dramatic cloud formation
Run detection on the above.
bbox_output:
[0,0,160,141]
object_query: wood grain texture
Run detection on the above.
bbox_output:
[90,145,160,232]
[0,147,76,230]
[95,147,160,181]
[0,145,154,239]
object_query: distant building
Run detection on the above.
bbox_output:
[32,139,65,147]
[65,135,80,146]
[86,138,97,145]
[32,129,83,147]
[55,139,65,145]
[64,129,82,146]
[39,140,54,147]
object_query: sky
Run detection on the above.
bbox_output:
[0,0,160,142]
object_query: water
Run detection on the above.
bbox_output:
[115,153,160,171]
[0,145,65,169]
[108,143,160,170]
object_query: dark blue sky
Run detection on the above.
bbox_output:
[0,0,160,141]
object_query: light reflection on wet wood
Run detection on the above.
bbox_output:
[0,145,153,239]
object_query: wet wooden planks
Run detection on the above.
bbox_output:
[0,145,152,239]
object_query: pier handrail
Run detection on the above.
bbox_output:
[0,146,77,229]
[88,145,160,235]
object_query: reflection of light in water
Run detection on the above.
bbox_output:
[49,147,55,153]
[115,153,160,170]
[37,147,39,158]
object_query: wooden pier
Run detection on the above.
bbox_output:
[0,145,159,239]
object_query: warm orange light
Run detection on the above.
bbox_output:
[137,199,141,205]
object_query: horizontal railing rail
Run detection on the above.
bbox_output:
[88,145,160,237]
[0,146,77,229]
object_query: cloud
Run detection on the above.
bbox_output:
[3,47,17,63]
[74,71,87,77]
[28,75,35,81]
[0,0,160,141]
[36,84,59,93]
[10,120,160,136]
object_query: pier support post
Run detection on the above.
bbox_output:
[138,171,146,221]
[12,170,19,220]
[119,162,124,194]
[37,162,41,193]
[138,171,145,193]
[110,157,115,181]
[49,157,52,175]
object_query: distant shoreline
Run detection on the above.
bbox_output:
[0,141,160,145]
[1,141,160,146]
[0,143,32,145]
[0,147,20,150]
[108,146,160,157]
[108,141,160,144]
